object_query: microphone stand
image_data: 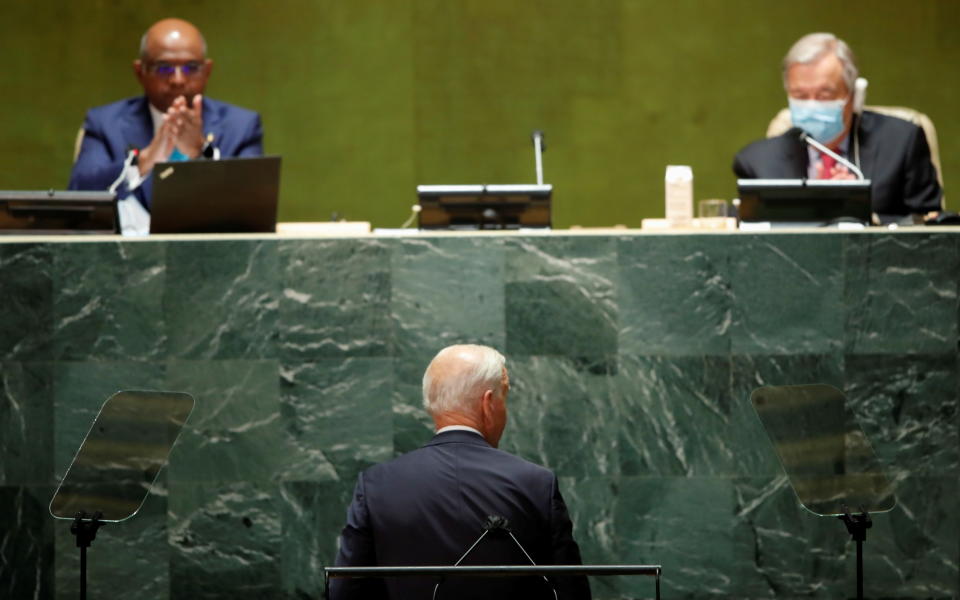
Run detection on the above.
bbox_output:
[432,515,558,600]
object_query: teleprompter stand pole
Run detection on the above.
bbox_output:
[838,505,871,600]
[71,511,104,600]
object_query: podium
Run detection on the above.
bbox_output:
[325,564,662,599]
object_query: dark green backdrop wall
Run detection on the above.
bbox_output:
[2,0,957,227]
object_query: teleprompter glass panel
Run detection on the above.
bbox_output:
[750,384,895,517]
[50,390,194,522]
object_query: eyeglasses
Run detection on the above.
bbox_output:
[147,61,205,78]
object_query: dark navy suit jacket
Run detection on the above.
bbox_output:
[733,111,942,216]
[332,430,591,600]
[67,96,263,210]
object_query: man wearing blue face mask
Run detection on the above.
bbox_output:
[733,32,942,217]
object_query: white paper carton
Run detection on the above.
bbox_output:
[665,165,693,226]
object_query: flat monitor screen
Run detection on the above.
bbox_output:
[417,184,551,230]
[150,156,281,234]
[737,179,872,225]
[0,190,117,234]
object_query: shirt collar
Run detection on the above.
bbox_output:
[148,103,165,138]
[436,425,483,437]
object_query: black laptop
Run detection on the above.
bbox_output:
[150,156,281,233]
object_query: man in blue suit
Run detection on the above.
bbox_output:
[68,18,262,211]
[332,344,591,600]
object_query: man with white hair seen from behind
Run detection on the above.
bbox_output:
[733,32,942,218]
[331,344,591,600]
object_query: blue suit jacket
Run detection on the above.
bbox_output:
[67,96,263,210]
[332,430,591,600]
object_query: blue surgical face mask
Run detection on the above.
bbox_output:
[789,97,847,144]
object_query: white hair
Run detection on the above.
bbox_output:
[422,344,506,417]
[782,32,858,93]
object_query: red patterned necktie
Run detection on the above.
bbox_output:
[819,152,836,179]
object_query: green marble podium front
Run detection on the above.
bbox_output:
[1,230,957,599]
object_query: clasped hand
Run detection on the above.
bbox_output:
[138,94,205,175]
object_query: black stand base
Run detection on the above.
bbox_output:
[71,512,104,600]
[838,507,872,600]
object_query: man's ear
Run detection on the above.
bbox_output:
[479,390,494,425]
[133,60,145,82]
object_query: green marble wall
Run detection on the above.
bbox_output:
[1,231,957,599]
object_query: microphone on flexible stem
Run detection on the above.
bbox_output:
[400,204,422,228]
[432,515,558,600]
[107,147,140,194]
[795,128,865,180]
[531,130,546,185]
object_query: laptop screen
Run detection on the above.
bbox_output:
[150,156,281,233]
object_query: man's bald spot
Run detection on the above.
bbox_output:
[139,18,207,59]
[426,345,480,391]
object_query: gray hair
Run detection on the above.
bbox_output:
[139,25,208,60]
[422,344,506,417]
[782,32,858,93]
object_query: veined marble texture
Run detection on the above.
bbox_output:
[0,231,957,599]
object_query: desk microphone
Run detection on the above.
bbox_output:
[795,128,865,180]
[531,130,546,185]
[107,147,141,194]
[400,204,421,228]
